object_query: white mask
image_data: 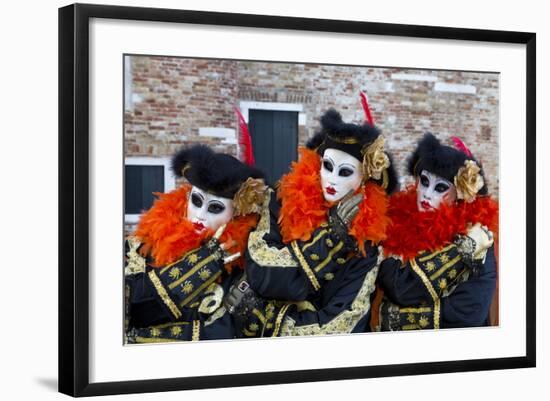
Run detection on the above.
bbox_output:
[187,186,234,233]
[320,148,364,203]
[416,170,457,212]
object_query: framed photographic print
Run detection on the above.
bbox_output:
[58,3,536,397]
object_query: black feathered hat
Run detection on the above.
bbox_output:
[408,133,488,199]
[171,144,267,215]
[307,108,398,194]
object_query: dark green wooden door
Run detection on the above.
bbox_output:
[248,109,298,186]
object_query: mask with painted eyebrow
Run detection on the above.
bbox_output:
[187,186,234,233]
[320,148,363,203]
[416,170,457,212]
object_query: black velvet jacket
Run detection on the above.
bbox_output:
[237,189,380,338]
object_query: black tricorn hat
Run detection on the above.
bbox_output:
[306,108,398,194]
[408,133,488,196]
[171,144,265,199]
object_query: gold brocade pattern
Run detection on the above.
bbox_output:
[429,255,461,281]
[272,304,292,337]
[181,281,194,295]
[168,254,217,290]
[159,249,197,275]
[191,320,200,341]
[204,306,227,327]
[324,273,335,281]
[314,241,344,273]
[291,241,321,291]
[418,244,455,262]
[302,230,328,252]
[409,259,440,329]
[147,270,182,319]
[179,271,222,308]
[279,263,379,336]
[125,237,146,275]
[248,190,298,267]
[198,282,224,314]
[199,268,212,281]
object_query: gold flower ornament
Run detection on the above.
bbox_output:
[454,160,484,203]
[233,177,268,216]
[362,135,390,180]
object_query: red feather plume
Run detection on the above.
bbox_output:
[234,107,255,166]
[359,91,375,125]
[451,136,473,158]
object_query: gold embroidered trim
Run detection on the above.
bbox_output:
[125,237,146,275]
[204,306,227,327]
[314,241,344,273]
[302,229,328,252]
[252,308,267,325]
[399,307,432,313]
[327,134,359,144]
[293,301,317,312]
[147,270,182,319]
[168,253,217,290]
[179,270,222,308]
[198,282,224,314]
[243,328,257,337]
[159,248,197,275]
[272,304,292,337]
[280,264,379,336]
[291,241,321,291]
[410,259,439,302]
[418,244,455,262]
[410,259,440,329]
[192,320,200,341]
[248,189,298,267]
[133,337,180,343]
[150,321,190,329]
[429,255,461,281]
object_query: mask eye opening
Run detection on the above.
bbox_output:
[420,174,430,187]
[191,192,203,208]
[207,201,226,215]
[338,167,354,177]
[322,159,334,172]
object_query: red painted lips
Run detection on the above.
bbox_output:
[325,186,337,195]
[193,221,206,231]
[420,200,433,210]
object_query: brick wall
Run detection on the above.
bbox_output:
[236,63,499,192]
[125,55,499,198]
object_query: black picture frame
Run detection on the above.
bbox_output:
[58,3,536,397]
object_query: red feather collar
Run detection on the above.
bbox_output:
[277,148,390,254]
[382,186,499,261]
[134,184,258,271]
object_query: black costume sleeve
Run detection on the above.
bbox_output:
[441,246,497,328]
[246,189,351,301]
[378,245,497,331]
[378,244,473,306]
[237,244,380,338]
[125,238,226,329]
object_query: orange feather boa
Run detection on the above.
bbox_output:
[382,186,499,261]
[277,148,390,255]
[133,184,258,271]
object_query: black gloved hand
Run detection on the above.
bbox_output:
[328,191,363,252]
